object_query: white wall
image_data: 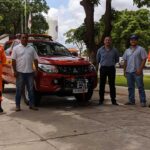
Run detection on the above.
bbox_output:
[47,17,58,41]
[0,36,9,45]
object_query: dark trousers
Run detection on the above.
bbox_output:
[99,66,116,104]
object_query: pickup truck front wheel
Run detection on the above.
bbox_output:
[74,89,93,103]
[23,86,41,106]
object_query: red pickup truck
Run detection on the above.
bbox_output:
[2,34,97,105]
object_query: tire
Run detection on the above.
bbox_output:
[23,86,41,106]
[74,89,93,103]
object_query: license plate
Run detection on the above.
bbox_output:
[73,80,88,93]
[73,88,88,93]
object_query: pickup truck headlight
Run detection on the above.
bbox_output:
[38,64,58,73]
[88,64,96,72]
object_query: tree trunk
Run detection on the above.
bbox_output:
[99,0,112,47]
[80,0,97,66]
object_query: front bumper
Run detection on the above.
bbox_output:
[34,72,97,95]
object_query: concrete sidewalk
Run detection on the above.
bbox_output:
[94,84,150,105]
[0,85,150,150]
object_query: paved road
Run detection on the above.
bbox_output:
[0,84,150,150]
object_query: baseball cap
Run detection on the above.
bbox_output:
[130,35,138,40]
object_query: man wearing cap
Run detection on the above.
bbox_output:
[123,35,147,107]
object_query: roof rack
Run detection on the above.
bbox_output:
[13,33,53,41]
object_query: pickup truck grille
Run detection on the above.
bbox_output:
[57,65,89,75]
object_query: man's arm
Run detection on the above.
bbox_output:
[96,49,101,72]
[136,58,147,75]
[12,59,17,77]
[123,60,127,77]
[34,59,38,71]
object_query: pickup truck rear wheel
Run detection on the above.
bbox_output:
[23,86,41,106]
[74,89,93,103]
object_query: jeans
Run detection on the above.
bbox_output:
[126,72,146,103]
[99,66,116,103]
[15,72,35,107]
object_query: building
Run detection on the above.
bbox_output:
[46,16,58,41]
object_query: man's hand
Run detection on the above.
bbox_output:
[136,68,142,75]
[34,70,38,77]
[14,71,17,77]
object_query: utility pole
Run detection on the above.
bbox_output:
[21,13,23,33]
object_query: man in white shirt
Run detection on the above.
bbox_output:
[11,33,39,111]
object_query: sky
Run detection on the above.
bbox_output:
[45,0,139,48]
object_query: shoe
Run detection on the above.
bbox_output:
[125,102,135,105]
[141,103,146,107]
[0,107,3,113]
[15,106,21,111]
[112,102,119,106]
[29,106,38,111]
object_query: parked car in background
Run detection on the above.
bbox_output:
[2,34,97,105]
[116,57,124,68]
[145,58,150,68]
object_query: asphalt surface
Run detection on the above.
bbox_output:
[0,84,150,150]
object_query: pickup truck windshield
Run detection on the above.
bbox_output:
[30,41,72,56]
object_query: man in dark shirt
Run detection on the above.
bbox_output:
[96,36,119,105]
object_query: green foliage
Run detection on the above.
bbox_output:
[111,9,150,55]
[64,23,102,52]
[0,0,49,34]
[30,14,49,34]
[64,25,86,53]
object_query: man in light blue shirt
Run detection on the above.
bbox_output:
[123,35,147,107]
[96,36,119,105]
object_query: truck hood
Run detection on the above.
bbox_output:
[38,56,90,65]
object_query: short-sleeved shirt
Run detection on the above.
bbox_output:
[123,45,147,73]
[11,43,38,73]
[96,46,119,67]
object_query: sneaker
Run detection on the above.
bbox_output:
[15,106,21,111]
[125,102,135,105]
[141,103,147,107]
[29,106,38,111]
[0,107,3,113]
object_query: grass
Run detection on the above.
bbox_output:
[116,75,150,90]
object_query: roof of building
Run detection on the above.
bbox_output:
[68,48,78,53]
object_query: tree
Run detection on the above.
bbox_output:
[99,0,112,47]
[31,13,49,34]
[80,0,113,66]
[111,9,150,54]
[0,0,49,34]
[80,0,99,65]
[64,26,85,56]
[133,0,150,7]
